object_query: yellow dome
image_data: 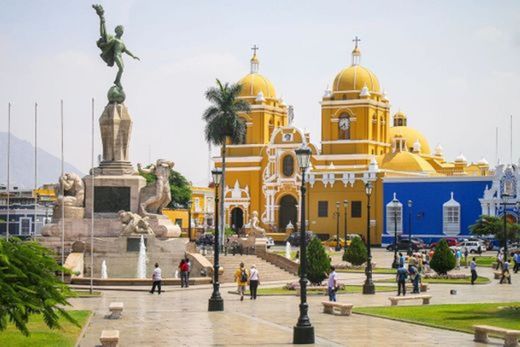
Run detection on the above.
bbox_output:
[333,65,381,92]
[388,126,431,155]
[238,73,276,99]
[379,151,436,173]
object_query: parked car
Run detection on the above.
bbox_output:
[322,236,347,248]
[285,231,316,247]
[430,237,459,249]
[458,241,483,254]
[266,237,275,249]
[195,233,214,246]
[386,238,424,252]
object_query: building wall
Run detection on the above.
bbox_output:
[382,177,492,244]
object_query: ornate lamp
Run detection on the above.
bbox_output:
[208,168,223,311]
[362,181,375,294]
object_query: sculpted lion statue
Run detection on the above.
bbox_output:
[55,173,84,207]
[118,210,153,235]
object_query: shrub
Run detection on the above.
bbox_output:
[305,237,331,285]
[343,237,368,266]
[430,238,456,275]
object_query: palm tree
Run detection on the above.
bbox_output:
[202,79,250,241]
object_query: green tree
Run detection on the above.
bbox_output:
[343,237,368,266]
[430,238,456,275]
[470,215,520,243]
[0,238,77,335]
[305,237,331,285]
[140,168,192,208]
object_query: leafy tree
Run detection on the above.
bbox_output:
[430,238,456,275]
[0,238,77,335]
[305,237,331,285]
[470,215,520,242]
[343,237,368,266]
[140,168,192,208]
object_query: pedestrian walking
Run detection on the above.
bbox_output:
[500,260,512,284]
[150,263,162,295]
[497,251,504,270]
[179,259,189,288]
[235,262,248,301]
[514,252,520,273]
[398,252,405,268]
[249,265,260,300]
[455,248,461,270]
[327,266,338,302]
[463,247,469,268]
[396,264,408,296]
[470,257,478,285]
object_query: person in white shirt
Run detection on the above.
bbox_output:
[248,265,260,300]
[327,266,338,302]
[150,263,162,294]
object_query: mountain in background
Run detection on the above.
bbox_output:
[0,132,84,188]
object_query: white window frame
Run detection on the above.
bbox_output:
[443,192,461,235]
[386,197,403,234]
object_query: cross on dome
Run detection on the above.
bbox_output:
[352,36,361,48]
[250,44,260,73]
[251,44,259,56]
[351,36,361,65]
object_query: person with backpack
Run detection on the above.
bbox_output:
[396,264,408,296]
[235,262,249,301]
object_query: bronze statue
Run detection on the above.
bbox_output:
[93,4,139,103]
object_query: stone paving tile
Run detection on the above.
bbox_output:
[73,250,516,346]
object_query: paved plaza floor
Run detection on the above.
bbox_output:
[72,250,516,346]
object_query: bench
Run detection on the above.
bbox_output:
[474,325,520,347]
[100,330,120,347]
[108,302,124,319]
[322,301,354,316]
[389,294,431,306]
[494,271,502,279]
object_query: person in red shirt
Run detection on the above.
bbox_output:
[179,259,189,288]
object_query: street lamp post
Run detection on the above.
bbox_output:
[187,200,193,242]
[293,144,314,344]
[391,195,399,269]
[407,200,413,256]
[335,201,340,251]
[208,169,224,312]
[362,181,375,295]
[343,200,348,252]
[502,194,510,263]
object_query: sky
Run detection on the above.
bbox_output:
[1,0,519,186]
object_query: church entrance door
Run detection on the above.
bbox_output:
[279,195,297,231]
[231,207,244,233]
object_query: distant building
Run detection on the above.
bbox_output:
[0,184,55,236]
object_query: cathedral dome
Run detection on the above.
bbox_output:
[238,50,276,99]
[332,65,381,93]
[332,40,380,93]
[379,151,436,174]
[388,126,431,155]
[238,73,276,99]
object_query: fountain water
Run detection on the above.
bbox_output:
[137,235,147,279]
[285,241,291,259]
[101,259,108,279]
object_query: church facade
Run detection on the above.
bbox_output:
[214,41,492,244]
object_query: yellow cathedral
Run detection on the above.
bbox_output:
[214,40,490,244]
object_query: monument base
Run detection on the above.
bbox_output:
[83,174,146,218]
[93,160,135,176]
[148,214,181,238]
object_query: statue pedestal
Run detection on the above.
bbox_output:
[51,206,85,222]
[148,214,181,238]
[96,103,133,176]
[83,175,146,218]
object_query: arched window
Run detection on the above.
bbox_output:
[282,155,294,177]
[338,114,351,140]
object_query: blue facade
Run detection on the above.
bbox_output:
[382,177,492,245]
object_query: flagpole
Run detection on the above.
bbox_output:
[6,103,11,241]
[34,102,38,238]
[90,98,95,294]
[60,100,65,282]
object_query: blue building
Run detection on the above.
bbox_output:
[382,176,492,245]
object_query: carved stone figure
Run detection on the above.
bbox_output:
[93,4,140,103]
[138,159,175,216]
[118,210,153,235]
[55,173,85,207]
[247,211,266,237]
